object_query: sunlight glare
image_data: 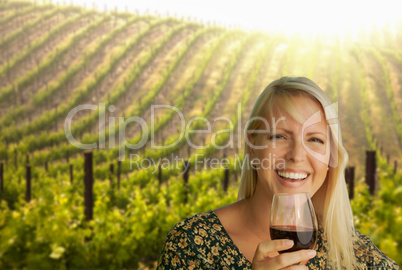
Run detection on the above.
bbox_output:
[52,0,401,37]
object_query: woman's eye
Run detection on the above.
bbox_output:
[309,137,324,144]
[269,134,285,140]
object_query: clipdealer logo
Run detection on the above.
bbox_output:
[64,102,339,169]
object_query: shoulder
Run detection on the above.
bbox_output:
[353,230,399,269]
[157,211,227,269]
[173,210,222,233]
[163,210,219,249]
[166,210,225,244]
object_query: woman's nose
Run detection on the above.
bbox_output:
[285,140,307,162]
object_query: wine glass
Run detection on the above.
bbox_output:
[270,193,318,254]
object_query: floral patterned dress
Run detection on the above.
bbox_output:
[157,210,399,269]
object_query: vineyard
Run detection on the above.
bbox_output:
[0,0,401,269]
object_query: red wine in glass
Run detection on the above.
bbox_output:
[270,193,318,254]
[270,225,317,253]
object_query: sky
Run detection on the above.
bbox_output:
[50,0,401,36]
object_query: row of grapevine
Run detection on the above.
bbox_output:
[0,19,208,168]
[0,10,94,102]
[189,37,272,160]
[0,28,230,181]
[44,32,274,182]
[1,11,84,84]
[108,35,267,186]
[351,45,376,149]
[0,5,61,51]
[132,31,230,151]
[0,2,47,27]
[0,15,149,127]
[365,47,402,144]
[0,27,246,179]
[0,11,109,110]
[141,35,249,162]
[0,1,33,10]
[9,24,212,169]
[0,18,177,147]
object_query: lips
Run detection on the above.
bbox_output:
[275,169,310,188]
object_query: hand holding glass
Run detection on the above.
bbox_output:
[270,193,318,253]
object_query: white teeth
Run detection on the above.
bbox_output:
[278,171,308,180]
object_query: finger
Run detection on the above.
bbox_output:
[253,239,294,261]
[271,249,316,269]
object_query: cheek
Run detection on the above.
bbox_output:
[313,162,329,184]
[308,144,327,155]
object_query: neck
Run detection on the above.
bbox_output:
[243,187,273,240]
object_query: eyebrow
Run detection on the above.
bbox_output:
[305,131,327,137]
[275,128,293,134]
[275,128,327,137]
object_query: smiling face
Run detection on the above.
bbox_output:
[248,95,330,199]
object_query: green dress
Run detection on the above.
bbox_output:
[157,210,399,269]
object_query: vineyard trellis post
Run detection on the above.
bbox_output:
[70,164,73,184]
[394,160,398,175]
[223,167,229,192]
[0,163,4,192]
[110,163,114,188]
[26,165,31,202]
[158,164,162,185]
[365,150,376,195]
[183,160,190,203]
[84,152,93,221]
[187,145,191,159]
[345,166,355,199]
[117,160,121,190]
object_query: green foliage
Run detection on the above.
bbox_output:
[350,44,401,265]
[0,159,237,268]
[352,166,402,266]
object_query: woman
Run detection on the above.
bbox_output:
[157,77,399,269]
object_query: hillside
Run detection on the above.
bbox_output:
[0,1,401,268]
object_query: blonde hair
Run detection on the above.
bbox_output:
[238,77,358,269]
